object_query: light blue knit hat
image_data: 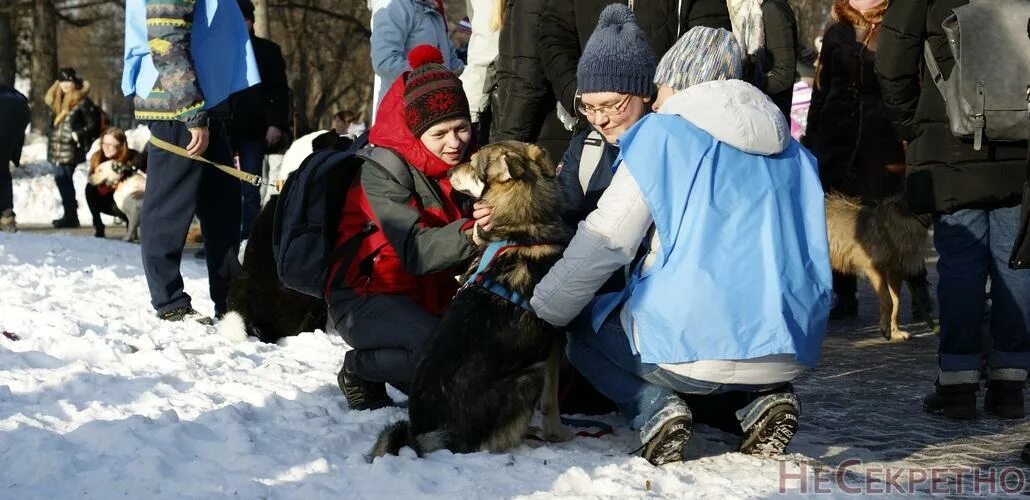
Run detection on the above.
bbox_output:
[576,4,656,96]
[654,27,743,91]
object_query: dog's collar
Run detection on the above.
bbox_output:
[462,240,543,312]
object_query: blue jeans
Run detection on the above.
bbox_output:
[566,312,786,430]
[53,162,78,218]
[935,206,1030,372]
[236,140,265,240]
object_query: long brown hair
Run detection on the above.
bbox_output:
[814,0,889,89]
[89,127,131,172]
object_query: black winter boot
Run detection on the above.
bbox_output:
[923,383,979,420]
[985,380,1025,420]
[337,364,392,411]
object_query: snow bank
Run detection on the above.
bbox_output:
[0,232,831,499]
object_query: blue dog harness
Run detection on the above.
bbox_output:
[462,240,534,312]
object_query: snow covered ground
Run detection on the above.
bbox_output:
[0,231,849,499]
[3,131,848,498]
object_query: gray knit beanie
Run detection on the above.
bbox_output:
[576,4,656,96]
[654,27,743,91]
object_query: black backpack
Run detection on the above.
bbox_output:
[272,132,414,298]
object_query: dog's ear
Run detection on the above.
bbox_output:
[521,143,555,178]
[498,153,525,182]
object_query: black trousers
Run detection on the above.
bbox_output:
[329,290,438,388]
[85,184,127,231]
[140,120,241,316]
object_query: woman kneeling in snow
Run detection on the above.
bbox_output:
[526,27,832,466]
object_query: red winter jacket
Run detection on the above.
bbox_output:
[327,77,477,315]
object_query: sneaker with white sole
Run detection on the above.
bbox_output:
[639,397,692,466]
[737,392,799,456]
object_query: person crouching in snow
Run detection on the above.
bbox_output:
[329,45,481,411]
[526,27,832,465]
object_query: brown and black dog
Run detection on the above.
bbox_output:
[371,141,573,458]
[825,194,936,340]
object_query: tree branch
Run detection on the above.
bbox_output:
[268,2,370,36]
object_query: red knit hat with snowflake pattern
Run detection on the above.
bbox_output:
[403,45,470,137]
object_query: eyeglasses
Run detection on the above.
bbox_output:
[575,93,633,119]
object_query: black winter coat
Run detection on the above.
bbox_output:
[875,0,1026,214]
[0,86,30,167]
[806,22,903,201]
[755,0,798,118]
[679,0,731,31]
[47,96,100,166]
[539,0,680,114]
[231,35,291,151]
[491,0,571,162]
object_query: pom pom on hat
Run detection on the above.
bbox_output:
[403,45,470,137]
[408,45,444,70]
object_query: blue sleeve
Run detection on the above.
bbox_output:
[370,0,414,86]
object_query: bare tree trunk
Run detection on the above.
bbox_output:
[253,0,269,38]
[0,0,15,86]
[30,0,58,133]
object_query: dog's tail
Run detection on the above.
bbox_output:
[216,311,249,343]
[369,420,449,460]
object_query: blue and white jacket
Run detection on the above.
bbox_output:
[531,79,832,368]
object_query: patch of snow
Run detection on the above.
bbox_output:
[0,232,846,499]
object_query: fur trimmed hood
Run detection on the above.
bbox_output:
[45,80,91,126]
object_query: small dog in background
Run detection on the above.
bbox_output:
[88,159,146,242]
[824,194,935,341]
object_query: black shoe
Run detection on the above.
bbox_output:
[739,400,799,456]
[985,380,1025,419]
[641,414,692,466]
[922,383,978,420]
[158,306,214,325]
[828,297,858,320]
[52,217,80,228]
[337,364,392,411]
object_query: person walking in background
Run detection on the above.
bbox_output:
[0,84,31,233]
[123,0,259,323]
[232,0,291,241]
[877,0,1029,420]
[805,0,932,320]
[369,0,463,123]
[85,127,142,238]
[490,0,573,162]
[45,68,101,229]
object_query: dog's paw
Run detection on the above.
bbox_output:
[542,423,574,443]
[217,311,249,343]
[889,329,911,342]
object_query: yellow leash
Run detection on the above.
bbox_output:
[148,135,268,187]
